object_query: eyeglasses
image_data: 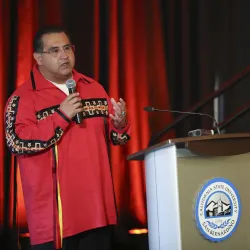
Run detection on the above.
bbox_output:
[41,44,75,58]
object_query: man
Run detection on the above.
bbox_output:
[4,26,131,250]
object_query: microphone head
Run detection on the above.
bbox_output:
[66,79,76,89]
[144,106,155,112]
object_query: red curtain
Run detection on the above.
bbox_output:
[7,0,62,229]
[0,0,172,232]
[94,0,173,225]
[0,0,10,225]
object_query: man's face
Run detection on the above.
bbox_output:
[34,32,75,79]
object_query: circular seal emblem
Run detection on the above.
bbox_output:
[195,178,241,242]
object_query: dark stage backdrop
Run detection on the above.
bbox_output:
[1,0,250,247]
[161,0,250,136]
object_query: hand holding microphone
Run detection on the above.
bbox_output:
[59,79,83,123]
[59,93,83,121]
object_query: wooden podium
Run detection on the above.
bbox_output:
[127,133,250,250]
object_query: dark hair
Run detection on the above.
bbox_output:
[33,26,71,53]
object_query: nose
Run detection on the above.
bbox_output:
[59,48,69,59]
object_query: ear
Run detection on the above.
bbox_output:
[33,52,43,66]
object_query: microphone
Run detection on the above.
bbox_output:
[66,79,82,124]
[144,105,221,136]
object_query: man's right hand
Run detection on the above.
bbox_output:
[59,93,83,119]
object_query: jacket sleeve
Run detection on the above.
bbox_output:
[105,93,131,146]
[5,95,71,155]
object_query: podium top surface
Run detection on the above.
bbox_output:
[127,133,250,161]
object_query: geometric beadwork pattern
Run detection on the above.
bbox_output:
[110,130,130,145]
[36,98,109,121]
[36,105,59,121]
[82,98,109,119]
[5,96,123,153]
[5,96,64,155]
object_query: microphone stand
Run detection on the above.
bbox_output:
[145,107,221,146]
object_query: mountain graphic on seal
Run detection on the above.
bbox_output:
[206,197,231,217]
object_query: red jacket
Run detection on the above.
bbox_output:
[5,65,131,246]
